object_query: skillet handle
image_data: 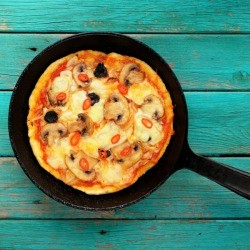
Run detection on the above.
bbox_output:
[182,147,250,200]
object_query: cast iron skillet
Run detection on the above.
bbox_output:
[9,33,250,210]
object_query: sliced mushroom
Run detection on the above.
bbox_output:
[111,141,143,169]
[119,63,145,85]
[141,95,164,120]
[72,63,91,89]
[66,55,78,68]
[48,75,70,106]
[68,113,94,136]
[65,151,98,181]
[41,123,67,146]
[105,77,118,84]
[104,92,130,125]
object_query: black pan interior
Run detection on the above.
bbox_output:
[9,33,188,210]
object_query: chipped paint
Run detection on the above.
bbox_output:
[0,211,8,218]
[0,20,12,31]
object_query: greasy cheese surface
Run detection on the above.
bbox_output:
[134,110,164,145]
[27,50,174,195]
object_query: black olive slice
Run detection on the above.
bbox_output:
[44,111,58,123]
[87,92,100,105]
[94,63,108,78]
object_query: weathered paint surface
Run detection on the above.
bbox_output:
[0,0,249,33]
[0,220,250,249]
[0,34,249,90]
[0,0,249,248]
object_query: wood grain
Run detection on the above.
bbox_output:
[1,91,249,156]
[0,34,249,91]
[0,0,249,33]
[0,219,249,249]
[0,157,249,219]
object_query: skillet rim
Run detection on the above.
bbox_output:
[8,32,188,210]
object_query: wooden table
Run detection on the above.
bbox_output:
[0,1,249,248]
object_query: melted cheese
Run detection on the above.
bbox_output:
[127,81,158,105]
[87,99,105,123]
[79,121,132,158]
[134,110,163,145]
[52,70,73,92]
[97,161,123,185]
[46,138,72,169]
[89,78,110,98]
[68,90,87,115]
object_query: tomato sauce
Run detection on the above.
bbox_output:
[50,61,67,81]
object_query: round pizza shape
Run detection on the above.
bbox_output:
[27,50,174,194]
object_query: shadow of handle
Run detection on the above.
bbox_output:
[181,146,250,200]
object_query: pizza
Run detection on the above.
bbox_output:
[27,50,174,194]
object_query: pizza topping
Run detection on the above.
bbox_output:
[111,134,120,144]
[120,146,132,157]
[79,157,90,171]
[70,131,81,146]
[50,62,67,81]
[41,123,67,146]
[82,98,92,110]
[68,113,94,136]
[48,75,70,106]
[119,63,145,86]
[87,92,100,106]
[141,95,164,120]
[73,63,91,88]
[142,118,153,128]
[104,92,130,125]
[44,110,58,123]
[98,148,111,160]
[106,77,118,84]
[112,141,143,169]
[65,151,97,181]
[134,112,164,145]
[78,73,89,82]
[66,55,78,68]
[56,92,67,101]
[117,83,128,95]
[94,62,108,78]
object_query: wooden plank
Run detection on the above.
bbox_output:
[0,0,249,33]
[0,220,249,249]
[0,34,249,91]
[1,91,249,156]
[0,157,249,219]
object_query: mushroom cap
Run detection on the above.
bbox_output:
[48,73,71,106]
[68,113,94,136]
[111,141,143,169]
[119,63,145,85]
[41,123,67,146]
[65,151,98,181]
[141,94,164,120]
[104,92,130,126]
[72,63,91,89]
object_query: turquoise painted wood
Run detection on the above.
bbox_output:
[0,0,249,33]
[1,92,249,156]
[0,34,249,91]
[1,220,250,249]
[0,157,249,219]
[1,0,250,248]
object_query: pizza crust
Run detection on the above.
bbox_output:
[27,50,174,195]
